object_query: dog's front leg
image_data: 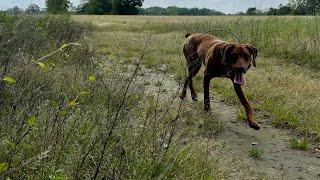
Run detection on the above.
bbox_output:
[204,73,212,112]
[233,84,260,130]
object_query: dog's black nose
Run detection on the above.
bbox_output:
[237,67,245,73]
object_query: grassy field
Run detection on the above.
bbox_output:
[74,15,320,138]
[76,15,320,69]
[0,14,253,179]
[1,14,320,179]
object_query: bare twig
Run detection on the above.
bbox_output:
[9,43,80,75]
[0,149,51,178]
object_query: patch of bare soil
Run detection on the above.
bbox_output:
[135,64,320,179]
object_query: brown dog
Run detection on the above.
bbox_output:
[180,33,260,130]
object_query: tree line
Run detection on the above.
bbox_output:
[77,0,143,15]
[38,0,144,15]
[241,0,320,15]
[4,0,320,16]
[140,6,224,16]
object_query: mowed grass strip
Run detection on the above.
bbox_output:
[75,15,320,140]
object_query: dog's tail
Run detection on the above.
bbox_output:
[185,32,192,39]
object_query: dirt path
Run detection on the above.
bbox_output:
[134,64,320,179]
[214,100,320,179]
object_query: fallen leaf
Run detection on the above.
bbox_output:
[3,76,16,84]
[27,115,37,127]
[0,162,9,172]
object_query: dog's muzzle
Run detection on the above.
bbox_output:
[234,68,246,85]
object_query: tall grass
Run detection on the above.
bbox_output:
[76,15,320,69]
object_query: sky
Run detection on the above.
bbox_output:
[0,0,289,13]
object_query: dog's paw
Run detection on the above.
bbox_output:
[249,123,260,130]
[180,94,186,100]
[192,96,198,102]
[204,105,211,113]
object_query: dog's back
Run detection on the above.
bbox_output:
[183,33,224,64]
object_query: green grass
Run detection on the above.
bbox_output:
[155,80,162,87]
[237,107,247,121]
[290,137,309,150]
[249,147,263,158]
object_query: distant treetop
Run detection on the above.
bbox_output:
[8,0,319,16]
[77,0,144,15]
[46,0,70,14]
[140,6,225,16]
[239,0,320,15]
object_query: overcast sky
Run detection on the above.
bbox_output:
[0,0,289,13]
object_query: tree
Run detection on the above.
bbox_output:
[290,0,306,14]
[289,0,320,15]
[6,6,22,14]
[267,7,278,15]
[305,0,320,14]
[116,0,144,15]
[277,4,292,15]
[78,0,143,15]
[78,0,107,14]
[46,0,70,14]
[140,6,224,16]
[140,6,167,15]
[167,6,179,15]
[26,4,41,14]
[246,7,262,15]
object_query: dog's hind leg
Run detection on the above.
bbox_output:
[180,76,189,100]
[188,59,201,101]
[180,50,201,101]
[203,72,213,112]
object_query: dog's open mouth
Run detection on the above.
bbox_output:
[234,72,245,85]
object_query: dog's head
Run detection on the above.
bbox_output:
[220,43,258,85]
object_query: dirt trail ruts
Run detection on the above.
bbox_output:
[134,64,320,179]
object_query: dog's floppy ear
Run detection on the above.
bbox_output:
[246,44,258,67]
[220,43,235,66]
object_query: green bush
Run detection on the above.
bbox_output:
[0,13,97,178]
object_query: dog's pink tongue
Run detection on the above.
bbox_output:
[234,73,245,85]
